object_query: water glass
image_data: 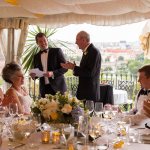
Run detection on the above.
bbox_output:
[78,115,89,144]
[85,100,94,114]
[95,102,103,118]
[9,103,18,117]
[97,136,109,150]
[103,104,112,119]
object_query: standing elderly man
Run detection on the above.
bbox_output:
[30,32,67,98]
[61,31,101,102]
[123,65,150,125]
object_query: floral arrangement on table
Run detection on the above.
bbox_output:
[31,92,84,124]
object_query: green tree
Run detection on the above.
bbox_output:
[118,56,124,61]
[127,60,143,74]
[104,66,112,71]
[22,25,73,73]
[127,56,150,74]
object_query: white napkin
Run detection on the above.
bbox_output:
[139,128,150,141]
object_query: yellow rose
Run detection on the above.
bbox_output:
[50,112,58,120]
[61,104,72,114]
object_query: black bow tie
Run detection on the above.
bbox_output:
[138,89,150,97]
[40,49,48,54]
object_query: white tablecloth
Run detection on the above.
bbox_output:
[1,130,150,150]
[113,89,128,105]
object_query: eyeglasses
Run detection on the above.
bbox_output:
[15,74,24,78]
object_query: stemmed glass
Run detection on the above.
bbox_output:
[95,102,103,119]
[8,103,18,118]
[103,104,112,119]
[17,105,25,118]
[62,124,73,146]
[85,101,94,115]
[112,105,119,118]
[78,114,89,145]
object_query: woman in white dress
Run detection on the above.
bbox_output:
[2,62,32,114]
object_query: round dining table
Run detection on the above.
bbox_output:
[1,125,150,150]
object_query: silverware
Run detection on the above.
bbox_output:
[9,143,25,150]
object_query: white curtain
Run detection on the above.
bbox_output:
[0,18,29,64]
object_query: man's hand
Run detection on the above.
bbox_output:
[29,73,36,80]
[43,71,54,78]
[61,61,76,70]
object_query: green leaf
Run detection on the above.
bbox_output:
[22,25,74,73]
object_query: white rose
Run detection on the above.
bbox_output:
[61,104,72,114]
[45,101,58,112]
[43,109,51,119]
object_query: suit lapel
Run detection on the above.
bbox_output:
[80,44,91,67]
[47,48,53,70]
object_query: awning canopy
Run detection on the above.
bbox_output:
[1,0,150,27]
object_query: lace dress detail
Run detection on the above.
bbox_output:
[14,89,32,114]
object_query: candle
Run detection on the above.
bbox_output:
[52,132,60,144]
[68,143,74,150]
[41,130,50,144]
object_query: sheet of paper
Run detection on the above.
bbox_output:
[30,68,44,77]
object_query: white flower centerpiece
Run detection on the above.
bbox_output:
[31,92,83,124]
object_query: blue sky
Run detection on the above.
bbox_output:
[51,20,147,43]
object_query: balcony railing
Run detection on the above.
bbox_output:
[26,72,139,101]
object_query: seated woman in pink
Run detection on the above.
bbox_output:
[2,62,32,114]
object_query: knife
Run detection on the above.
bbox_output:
[11,143,25,149]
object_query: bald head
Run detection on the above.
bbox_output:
[77,31,90,42]
[76,31,90,50]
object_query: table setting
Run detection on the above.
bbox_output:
[0,93,150,150]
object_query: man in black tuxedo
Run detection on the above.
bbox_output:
[61,31,101,101]
[30,33,67,97]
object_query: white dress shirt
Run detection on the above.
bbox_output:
[41,50,49,84]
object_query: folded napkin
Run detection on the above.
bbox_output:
[139,128,150,142]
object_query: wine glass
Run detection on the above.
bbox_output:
[32,114,42,129]
[9,103,18,117]
[17,105,25,118]
[89,122,101,143]
[112,105,119,118]
[85,100,94,115]
[78,115,89,145]
[62,124,73,144]
[94,102,103,118]
[103,104,112,119]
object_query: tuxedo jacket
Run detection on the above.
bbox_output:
[33,47,67,94]
[74,43,101,101]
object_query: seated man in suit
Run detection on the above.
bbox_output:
[123,65,150,125]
